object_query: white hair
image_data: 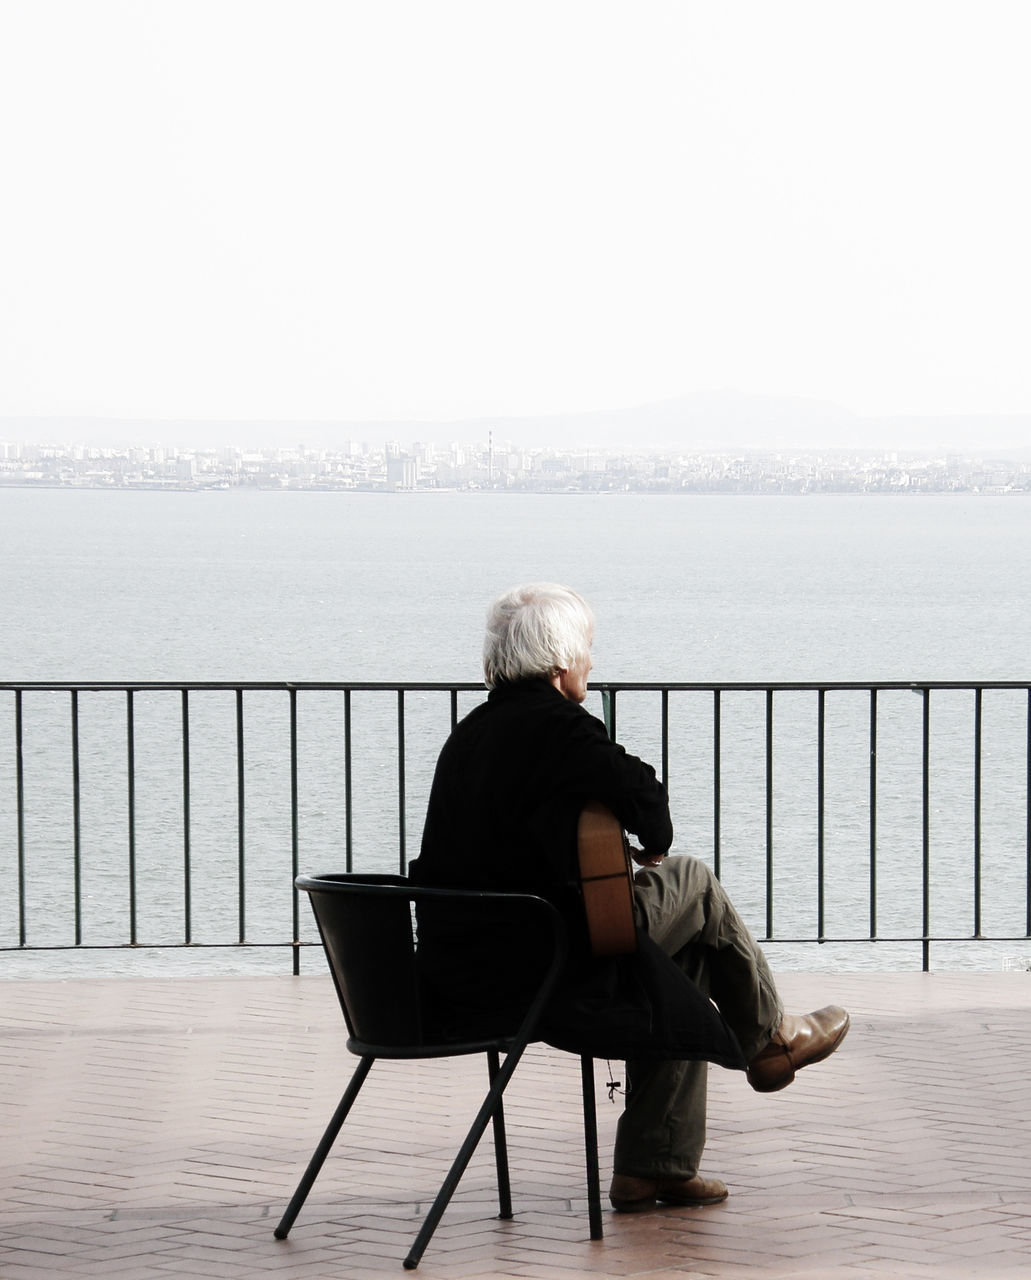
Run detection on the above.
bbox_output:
[483,583,594,689]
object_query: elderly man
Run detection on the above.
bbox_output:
[411,583,848,1213]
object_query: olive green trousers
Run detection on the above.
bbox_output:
[613,855,783,1179]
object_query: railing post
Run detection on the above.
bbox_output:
[397,690,407,874]
[712,690,721,880]
[236,688,246,944]
[289,687,300,975]
[127,690,137,945]
[973,686,983,939]
[600,688,616,741]
[869,688,877,940]
[182,689,192,945]
[343,689,354,874]
[765,689,774,940]
[817,688,826,943]
[71,690,82,946]
[15,689,26,947]
[922,688,931,972]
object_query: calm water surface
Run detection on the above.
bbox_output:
[3,487,1031,682]
[2,488,1030,977]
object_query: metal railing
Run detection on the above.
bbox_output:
[3,680,1030,973]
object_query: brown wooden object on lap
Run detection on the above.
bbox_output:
[577,802,637,956]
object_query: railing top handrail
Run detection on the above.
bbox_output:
[3,679,1031,693]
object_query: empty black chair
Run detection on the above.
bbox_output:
[274,873,603,1270]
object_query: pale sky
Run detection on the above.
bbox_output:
[1,0,1029,428]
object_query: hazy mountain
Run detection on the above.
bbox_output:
[4,393,1029,454]
[465,392,858,451]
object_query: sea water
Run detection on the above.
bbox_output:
[2,487,1030,976]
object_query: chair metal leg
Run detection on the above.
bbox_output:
[403,1040,531,1270]
[487,1048,513,1220]
[580,1056,603,1240]
[274,1054,374,1240]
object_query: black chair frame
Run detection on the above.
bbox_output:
[274,873,603,1270]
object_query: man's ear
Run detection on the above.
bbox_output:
[550,667,571,699]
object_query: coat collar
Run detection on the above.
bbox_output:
[487,676,564,705]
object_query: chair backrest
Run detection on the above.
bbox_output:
[296,873,569,1056]
[298,874,424,1048]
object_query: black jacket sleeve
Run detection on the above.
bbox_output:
[553,702,673,855]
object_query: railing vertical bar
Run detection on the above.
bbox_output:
[817,689,826,942]
[397,690,407,874]
[765,689,774,940]
[660,689,669,792]
[1026,687,1031,938]
[236,688,246,944]
[15,690,26,946]
[973,686,983,938]
[713,690,721,880]
[869,688,877,940]
[127,690,137,945]
[343,689,354,874]
[922,688,931,972]
[71,690,82,946]
[182,689,192,945]
[601,688,616,741]
[450,687,459,732]
[289,687,300,974]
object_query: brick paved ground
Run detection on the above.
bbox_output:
[2,970,1030,1279]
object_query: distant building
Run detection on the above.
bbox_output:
[386,456,418,490]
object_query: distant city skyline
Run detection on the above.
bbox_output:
[2,2,1029,431]
[4,431,1029,497]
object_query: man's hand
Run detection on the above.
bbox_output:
[630,845,665,868]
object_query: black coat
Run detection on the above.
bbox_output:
[410,678,743,1069]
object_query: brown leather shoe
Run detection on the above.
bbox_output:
[746,1005,850,1093]
[609,1173,729,1212]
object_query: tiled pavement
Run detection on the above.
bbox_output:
[2,969,1031,1279]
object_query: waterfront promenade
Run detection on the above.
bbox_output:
[2,969,1030,1279]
